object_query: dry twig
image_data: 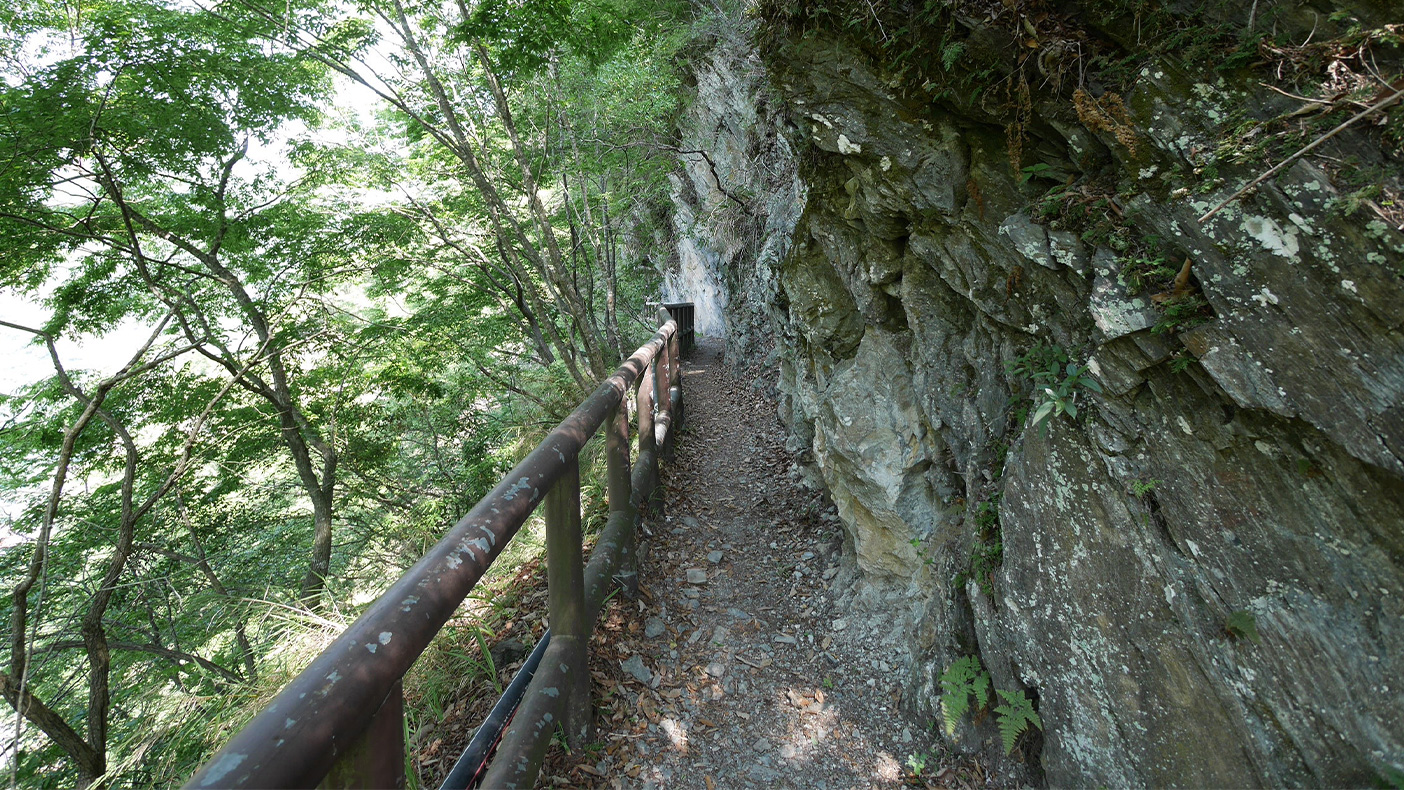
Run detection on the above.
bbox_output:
[1198,84,1404,223]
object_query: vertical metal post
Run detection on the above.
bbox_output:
[606,403,637,596]
[656,307,675,459]
[636,365,655,462]
[543,458,591,748]
[668,312,684,431]
[657,307,674,401]
[653,347,666,440]
[320,680,406,790]
[606,403,631,513]
[670,323,681,389]
[633,361,659,521]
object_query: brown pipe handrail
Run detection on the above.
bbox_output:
[185,306,689,790]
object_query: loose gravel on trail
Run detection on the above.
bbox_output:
[535,339,978,789]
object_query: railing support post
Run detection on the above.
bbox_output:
[633,360,662,520]
[543,458,591,748]
[655,307,675,460]
[606,402,637,597]
[637,364,656,462]
[320,680,405,790]
[668,310,684,433]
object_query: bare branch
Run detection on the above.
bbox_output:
[1198,85,1404,223]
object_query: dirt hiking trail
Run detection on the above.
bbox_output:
[540,339,984,789]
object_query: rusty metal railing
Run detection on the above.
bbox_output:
[185,306,688,790]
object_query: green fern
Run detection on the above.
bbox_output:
[994,688,1042,755]
[938,656,991,735]
[940,41,966,71]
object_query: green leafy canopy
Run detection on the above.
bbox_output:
[455,0,638,76]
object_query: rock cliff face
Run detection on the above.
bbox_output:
[669,15,804,362]
[670,3,1404,786]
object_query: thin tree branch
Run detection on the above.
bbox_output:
[1198,85,1404,223]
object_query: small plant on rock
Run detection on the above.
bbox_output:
[905,751,929,777]
[1018,162,1053,184]
[968,496,1004,598]
[939,41,965,70]
[1225,610,1262,644]
[910,537,935,566]
[1131,479,1160,497]
[994,688,1043,755]
[1152,293,1213,335]
[939,657,1043,755]
[1120,252,1176,296]
[939,656,991,735]
[1029,363,1101,431]
[1377,763,1404,790]
[955,493,1003,598]
[1007,344,1103,433]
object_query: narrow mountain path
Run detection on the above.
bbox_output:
[541,339,978,789]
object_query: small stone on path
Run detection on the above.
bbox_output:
[622,655,653,684]
[686,568,708,584]
[832,618,847,631]
[707,550,723,564]
[645,617,666,639]
[706,662,726,678]
[682,516,700,528]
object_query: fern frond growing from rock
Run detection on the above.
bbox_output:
[939,656,991,735]
[994,688,1042,755]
